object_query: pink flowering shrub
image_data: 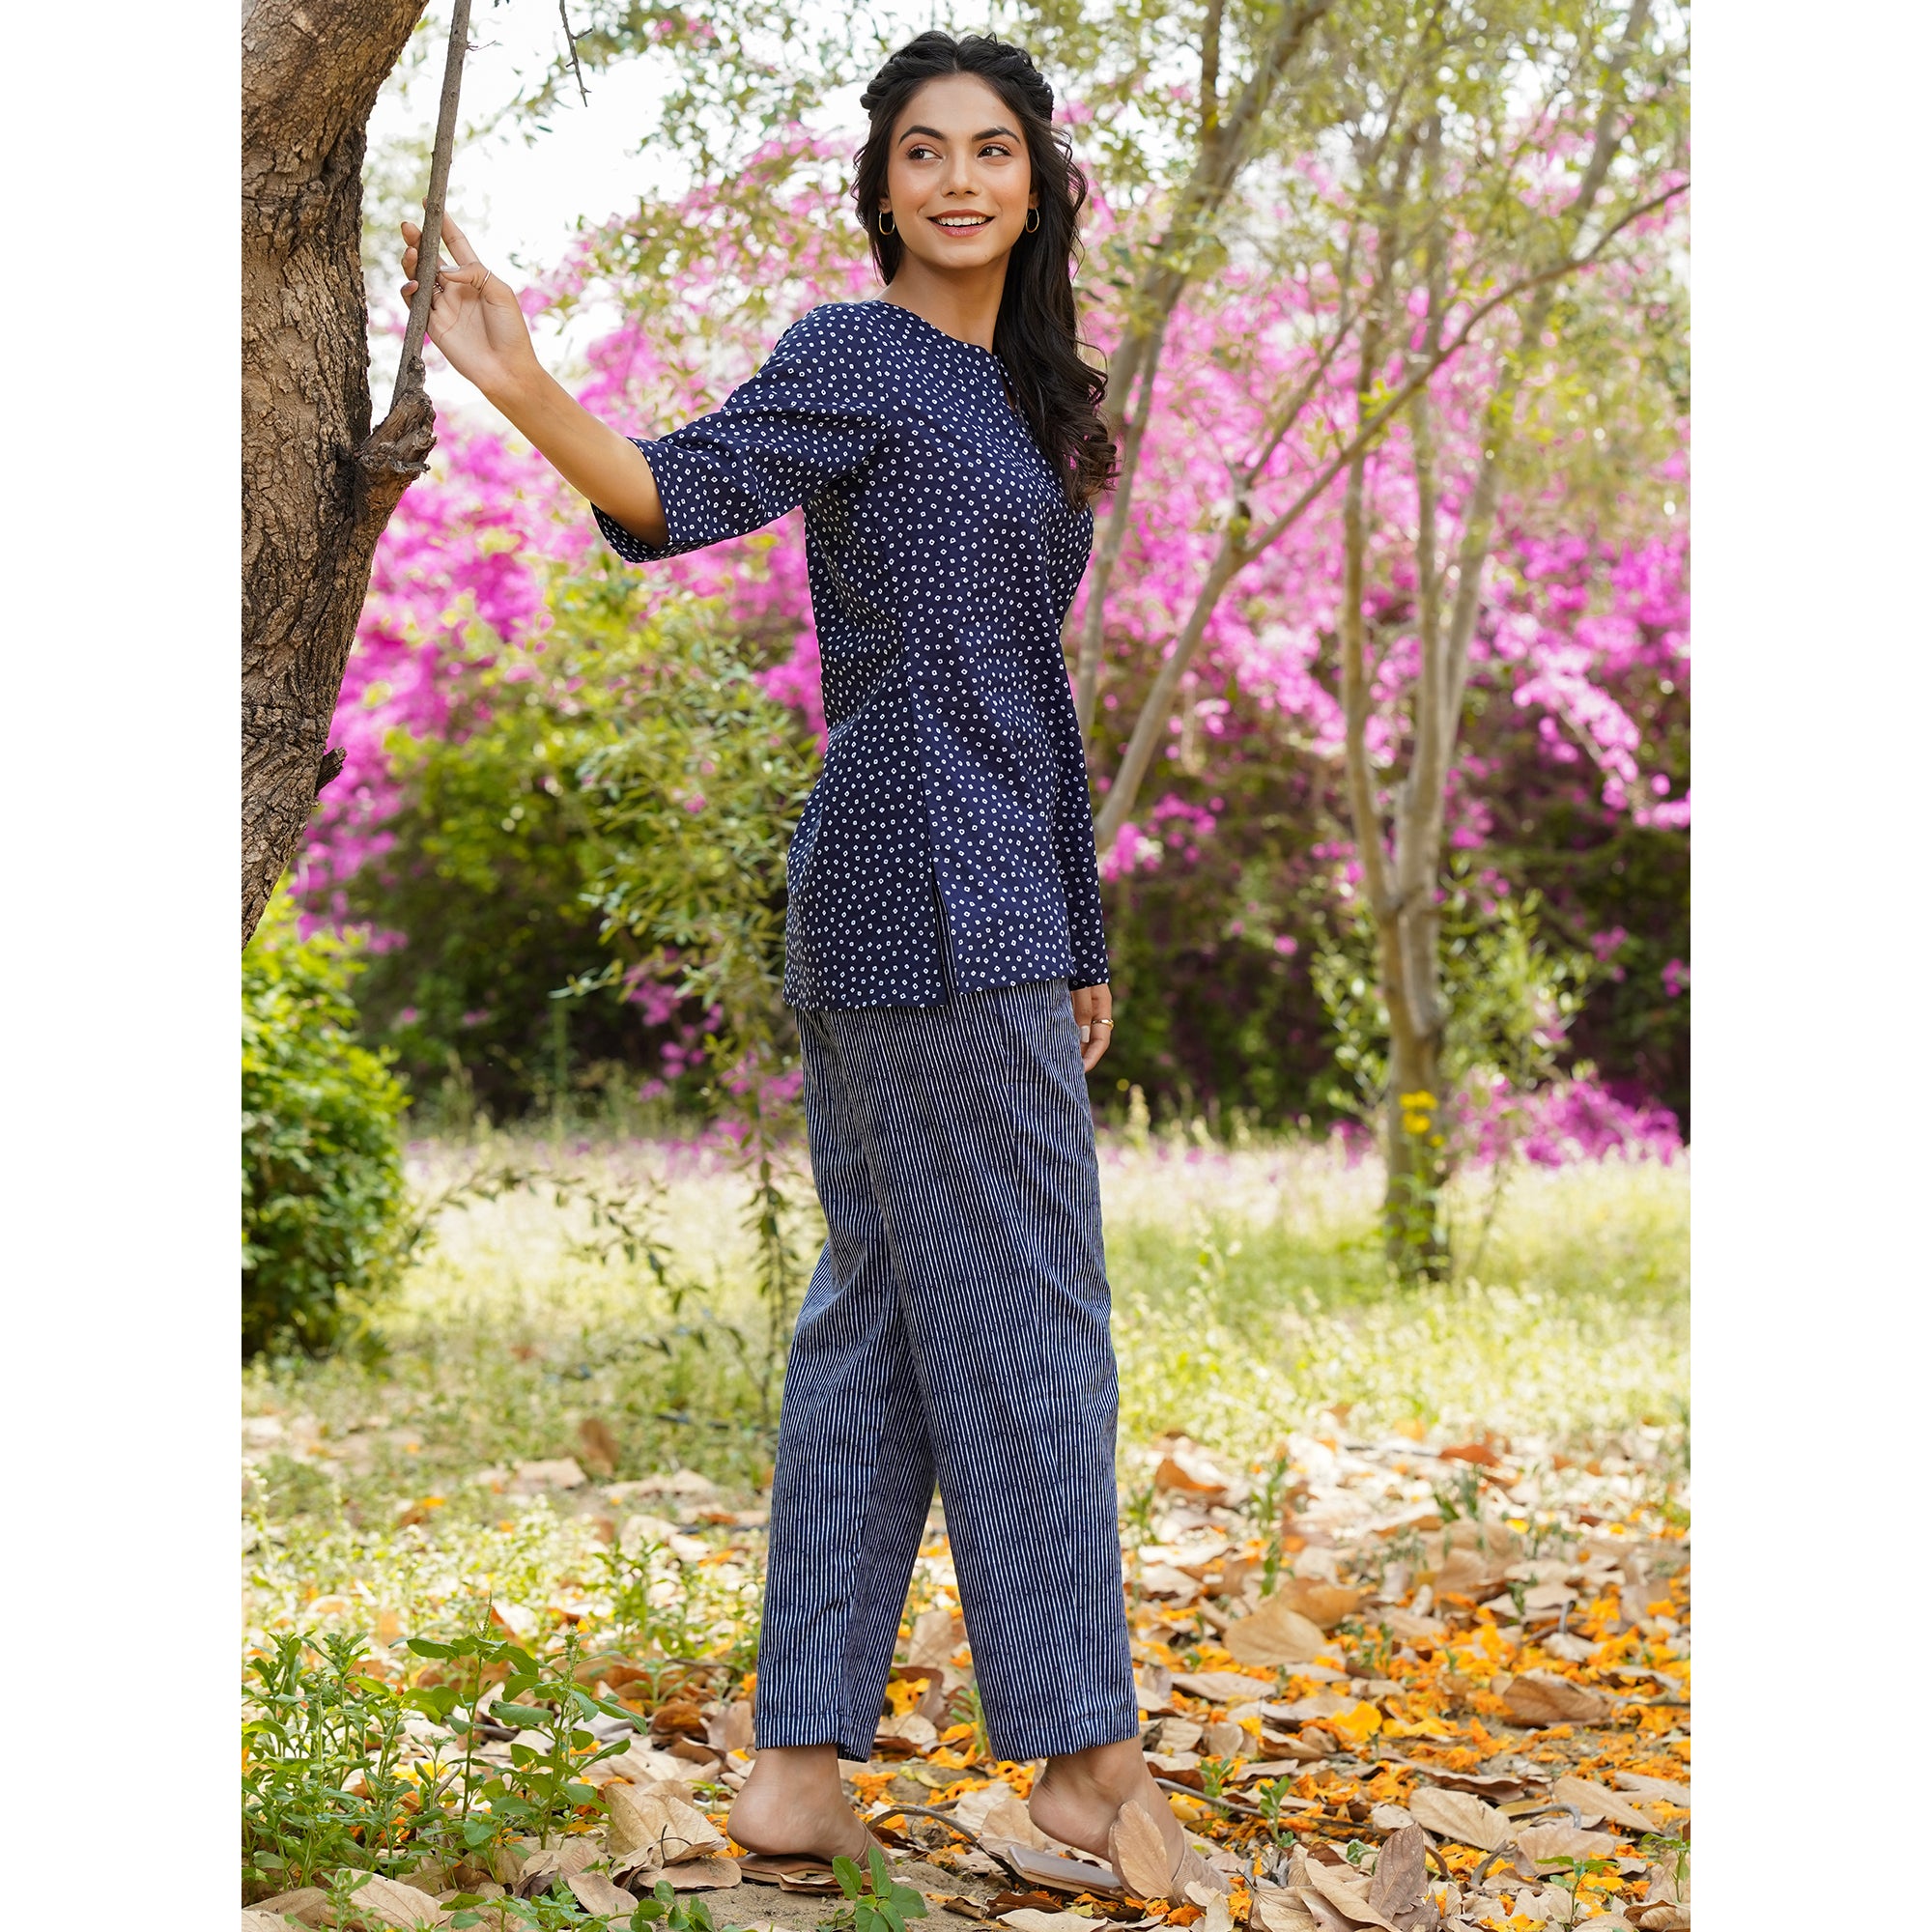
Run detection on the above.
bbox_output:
[1460,1074,1684,1167]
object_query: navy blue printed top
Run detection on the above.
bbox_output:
[593,298,1108,1012]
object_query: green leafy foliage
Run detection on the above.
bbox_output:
[415,1623,637,1850]
[829,1845,930,1932]
[242,1630,419,1895]
[338,586,667,1127]
[242,895,411,1360]
[1309,860,1599,1140]
[572,582,822,1387]
[627,1878,727,1932]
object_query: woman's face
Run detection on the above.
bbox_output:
[878,73,1037,276]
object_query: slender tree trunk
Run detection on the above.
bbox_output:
[241,0,436,945]
[1071,0,1337,737]
[1093,0,1675,842]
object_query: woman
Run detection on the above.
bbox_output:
[402,28,1213,1901]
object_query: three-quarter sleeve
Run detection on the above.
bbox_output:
[594,306,886,562]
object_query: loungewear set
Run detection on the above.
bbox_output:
[596,298,1138,1763]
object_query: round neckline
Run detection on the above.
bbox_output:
[868,298,1002,360]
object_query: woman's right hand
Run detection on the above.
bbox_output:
[401,213,537,402]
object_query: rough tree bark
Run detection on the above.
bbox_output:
[242,0,436,946]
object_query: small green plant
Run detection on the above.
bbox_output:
[1121,1477,1159,1543]
[828,1845,929,1932]
[243,893,412,1360]
[1340,1619,1396,1678]
[1246,1447,1296,1596]
[1430,1463,1487,1525]
[242,1631,417,1896]
[449,1885,593,1929]
[1636,1832,1690,1904]
[411,1624,638,1850]
[628,1879,724,1932]
[1252,1777,1301,1850]
[1547,1854,1618,1928]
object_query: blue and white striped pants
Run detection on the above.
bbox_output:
[753,976,1139,1764]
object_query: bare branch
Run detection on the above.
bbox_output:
[390,0,473,415]
[1091,94,1683,841]
[1074,0,1338,734]
[1074,310,1171,733]
[559,1,588,107]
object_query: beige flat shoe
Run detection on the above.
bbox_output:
[1106,1800,1228,1905]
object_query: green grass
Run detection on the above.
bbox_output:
[243,1126,1687,1644]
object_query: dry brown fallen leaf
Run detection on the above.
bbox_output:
[1249,1886,1322,1932]
[586,1742,698,1791]
[1433,1548,1512,1599]
[999,1911,1122,1932]
[1406,1786,1512,1852]
[1539,1631,1596,1663]
[342,1873,444,1928]
[510,1457,588,1492]
[242,1915,298,1932]
[1376,1607,1447,1643]
[569,1870,640,1916]
[1514,1822,1620,1862]
[1367,1824,1429,1918]
[1110,1802,1174,1899]
[968,1786,1050,1851]
[657,1857,742,1891]
[1257,1728,1331,1762]
[1288,1887,1356,1932]
[1153,1440,1236,1498]
[1635,1911,1690,1931]
[1301,1859,1400,1931]
[1503,1670,1613,1726]
[907,1605,966,1667]
[250,1890,329,1927]
[1267,1577,1370,1631]
[518,1838,603,1895]
[577,1416,621,1478]
[1552,1775,1656,1833]
[1171,1668,1280,1704]
[706,1697,755,1753]
[1614,1772,1690,1809]
[877,1712,940,1750]
[607,1781,725,1863]
[1223,1595,1331,1667]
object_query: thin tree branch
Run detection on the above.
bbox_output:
[390,0,473,415]
[559,1,589,106]
[1092,147,1681,842]
[1074,310,1170,732]
[1074,0,1338,736]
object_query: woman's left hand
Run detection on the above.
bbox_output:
[1072,984,1115,1073]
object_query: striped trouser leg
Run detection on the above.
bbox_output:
[752,1007,938,1760]
[753,979,1139,1764]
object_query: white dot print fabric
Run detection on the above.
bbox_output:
[593,299,1110,1010]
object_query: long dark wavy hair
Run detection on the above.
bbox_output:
[852,32,1117,508]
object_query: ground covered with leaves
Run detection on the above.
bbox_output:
[243,1135,1688,1931]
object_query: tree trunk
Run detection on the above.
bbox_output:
[1383,1022,1446,1273]
[241,0,435,946]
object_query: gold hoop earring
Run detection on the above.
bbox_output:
[1025,207,1040,233]
[879,210,895,235]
